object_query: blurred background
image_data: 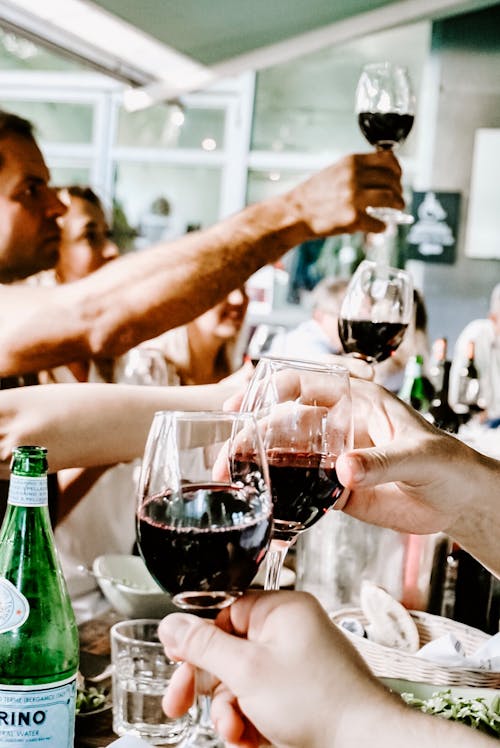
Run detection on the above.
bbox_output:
[0,0,498,348]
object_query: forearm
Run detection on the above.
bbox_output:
[336,689,497,748]
[0,381,233,470]
[448,449,500,578]
[0,194,303,376]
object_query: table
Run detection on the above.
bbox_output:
[76,610,122,748]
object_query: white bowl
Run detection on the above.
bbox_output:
[92,554,178,619]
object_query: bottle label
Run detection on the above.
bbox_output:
[0,677,76,747]
[0,579,29,634]
[7,476,47,507]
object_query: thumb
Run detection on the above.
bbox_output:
[159,612,249,691]
[336,443,427,489]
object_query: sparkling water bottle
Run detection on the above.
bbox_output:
[0,446,79,748]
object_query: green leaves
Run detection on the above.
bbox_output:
[402,689,500,738]
[75,684,108,715]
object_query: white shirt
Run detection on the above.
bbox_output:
[450,318,500,419]
[268,318,341,360]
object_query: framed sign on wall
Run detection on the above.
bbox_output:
[405,190,460,264]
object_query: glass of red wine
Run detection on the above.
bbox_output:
[356,61,415,225]
[240,356,353,590]
[136,409,272,748]
[338,260,413,365]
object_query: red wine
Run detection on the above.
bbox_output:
[266,450,344,541]
[137,484,272,609]
[338,319,408,362]
[358,111,414,149]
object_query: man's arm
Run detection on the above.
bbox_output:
[0,380,240,471]
[159,591,497,748]
[0,152,403,375]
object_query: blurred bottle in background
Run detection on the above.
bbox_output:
[454,340,485,422]
[428,337,460,434]
[398,353,433,414]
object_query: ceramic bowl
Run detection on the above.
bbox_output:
[92,554,177,618]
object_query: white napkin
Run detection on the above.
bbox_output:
[416,631,500,671]
[106,737,151,748]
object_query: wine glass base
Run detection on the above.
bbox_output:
[179,726,225,748]
[366,206,414,225]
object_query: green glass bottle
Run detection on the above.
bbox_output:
[0,446,79,748]
[398,354,431,413]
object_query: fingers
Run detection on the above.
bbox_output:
[159,611,252,693]
[336,441,431,490]
[162,661,195,717]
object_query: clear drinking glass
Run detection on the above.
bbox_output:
[136,410,272,747]
[338,260,413,364]
[114,347,179,386]
[240,356,353,590]
[356,61,415,225]
[111,618,190,744]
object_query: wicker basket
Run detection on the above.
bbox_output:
[330,607,500,689]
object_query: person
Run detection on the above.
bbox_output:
[0,108,400,518]
[156,380,500,748]
[449,282,500,423]
[268,276,348,359]
[0,109,404,378]
[147,286,251,386]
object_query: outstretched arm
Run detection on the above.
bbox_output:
[0,380,240,471]
[0,152,403,375]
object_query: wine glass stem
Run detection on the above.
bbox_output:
[264,539,290,591]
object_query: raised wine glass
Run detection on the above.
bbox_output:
[136,410,272,747]
[240,356,353,590]
[338,260,413,365]
[356,61,415,225]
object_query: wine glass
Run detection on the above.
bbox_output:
[338,260,413,364]
[136,410,272,747]
[240,356,353,590]
[356,61,415,225]
[114,346,179,386]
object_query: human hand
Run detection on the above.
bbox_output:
[159,590,391,748]
[289,151,405,236]
[335,379,494,538]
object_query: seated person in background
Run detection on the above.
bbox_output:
[32,184,120,384]
[268,276,348,359]
[159,381,500,748]
[147,286,253,387]
[449,282,500,424]
[374,287,432,394]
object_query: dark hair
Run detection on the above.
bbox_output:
[0,110,35,141]
[0,110,36,168]
[58,185,104,210]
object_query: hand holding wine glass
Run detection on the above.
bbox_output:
[136,410,272,747]
[338,260,414,364]
[356,61,415,225]
[241,357,353,590]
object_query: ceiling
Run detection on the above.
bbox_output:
[0,0,498,107]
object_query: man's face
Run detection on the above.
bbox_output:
[56,194,119,283]
[0,132,66,282]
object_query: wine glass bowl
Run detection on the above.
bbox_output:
[136,410,272,612]
[241,357,353,589]
[338,260,413,364]
[356,61,415,225]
